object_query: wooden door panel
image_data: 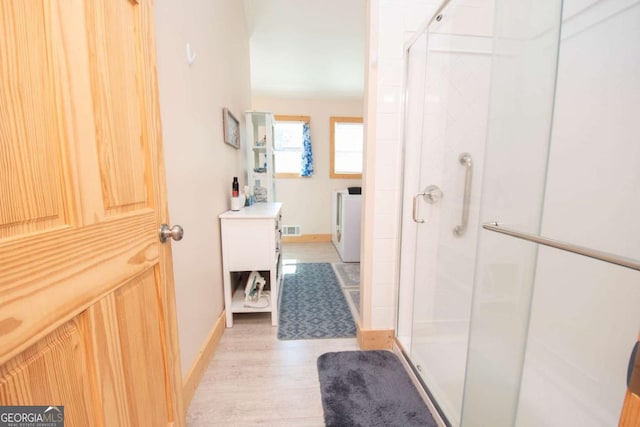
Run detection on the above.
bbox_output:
[620,334,640,426]
[86,0,149,215]
[620,391,640,426]
[0,212,158,366]
[0,1,69,239]
[86,269,171,426]
[85,293,133,425]
[0,320,96,427]
[0,0,184,424]
[114,269,171,425]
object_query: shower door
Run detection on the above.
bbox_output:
[401,0,639,424]
[399,1,494,424]
[461,0,640,424]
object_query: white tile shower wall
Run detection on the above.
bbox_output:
[376,85,403,114]
[375,112,401,140]
[374,143,401,191]
[368,0,441,330]
[404,1,442,31]
[432,4,494,37]
[377,59,404,87]
[373,213,397,239]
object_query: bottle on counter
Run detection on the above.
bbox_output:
[231,177,241,211]
[232,177,239,197]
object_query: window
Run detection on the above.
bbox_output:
[330,116,364,179]
[274,115,311,177]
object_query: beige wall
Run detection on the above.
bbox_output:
[154,0,251,376]
[252,96,364,235]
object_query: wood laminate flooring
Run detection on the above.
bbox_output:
[186,242,359,426]
[281,241,342,264]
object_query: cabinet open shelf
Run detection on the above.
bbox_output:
[229,269,273,314]
[245,112,275,202]
[230,287,272,313]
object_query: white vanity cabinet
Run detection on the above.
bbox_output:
[219,202,283,327]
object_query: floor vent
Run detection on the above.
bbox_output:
[282,225,301,236]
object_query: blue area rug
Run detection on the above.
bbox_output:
[278,263,356,340]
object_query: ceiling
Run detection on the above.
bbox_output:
[243,0,366,99]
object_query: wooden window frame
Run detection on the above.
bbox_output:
[274,115,311,178]
[330,116,364,179]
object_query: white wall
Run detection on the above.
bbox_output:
[154,0,251,376]
[251,96,363,235]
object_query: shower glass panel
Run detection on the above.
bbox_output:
[396,22,428,356]
[400,0,494,424]
[464,0,640,424]
[460,0,564,425]
[401,0,638,424]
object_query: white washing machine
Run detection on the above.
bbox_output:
[331,190,361,262]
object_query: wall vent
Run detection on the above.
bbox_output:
[282,225,301,236]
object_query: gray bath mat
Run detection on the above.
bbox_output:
[317,350,437,426]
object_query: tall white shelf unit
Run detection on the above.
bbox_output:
[219,202,283,327]
[245,111,276,203]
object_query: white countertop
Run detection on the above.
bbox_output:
[219,202,282,219]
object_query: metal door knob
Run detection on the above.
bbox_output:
[159,224,184,243]
[423,185,443,204]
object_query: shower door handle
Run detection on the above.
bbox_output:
[412,194,425,223]
[412,185,443,223]
[453,153,473,237]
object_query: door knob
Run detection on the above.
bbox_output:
[423,185,443,204]
[159,224,184,243]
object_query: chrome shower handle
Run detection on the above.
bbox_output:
[412,185,443,223]
[453,153,473,237]
[412,193,425,223]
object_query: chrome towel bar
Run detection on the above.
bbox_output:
[483,222,640,272]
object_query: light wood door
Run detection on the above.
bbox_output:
[0,1,184,426]
[620,334,640,426]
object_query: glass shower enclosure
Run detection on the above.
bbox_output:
[397,0,495,424]
[397,0,640,425]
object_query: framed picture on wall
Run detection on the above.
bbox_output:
[223,108,240,149]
